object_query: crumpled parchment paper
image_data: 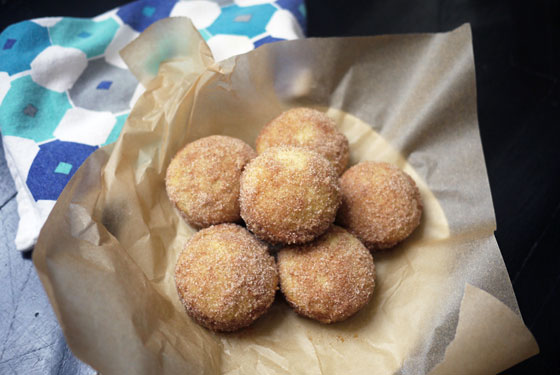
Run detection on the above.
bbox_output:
[33,18,538,375]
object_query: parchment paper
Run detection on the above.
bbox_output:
[33,18,538,375]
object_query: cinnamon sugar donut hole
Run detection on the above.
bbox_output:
[166,135,256,228]
[240,146,340,245]
[337,162,422,250]
[174,224,278,332]
[256,108,349,175]
[277,225,375,324]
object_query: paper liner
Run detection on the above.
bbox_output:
[34,18,538,374]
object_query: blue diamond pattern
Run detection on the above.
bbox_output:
[96,80,113,90]
[3,38,16,50]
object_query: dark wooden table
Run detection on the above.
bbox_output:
[1,0,558,373]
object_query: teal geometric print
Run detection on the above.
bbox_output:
[0,21,51,75]
[54,161,73,175]
[0,0,306,251]
[0,76,71,142]
[49,18,120,58]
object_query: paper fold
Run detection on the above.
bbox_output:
[429,284,539,375]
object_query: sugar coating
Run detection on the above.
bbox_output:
[174,224,278,332]
[277,225,375,324]
[256,108,350,175]
[165,135,256,228]
[337,162,423,250]
[239,146,341,245]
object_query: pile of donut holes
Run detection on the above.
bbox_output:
[167,108,423,332]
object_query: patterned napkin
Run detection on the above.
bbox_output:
[0,0,306,251]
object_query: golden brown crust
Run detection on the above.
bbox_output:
[256,108,349,175]
[277,225,375,323]
[165,135,256,228]
[239,146,341,245]
[336,162,423,250]
[174,224,278,332]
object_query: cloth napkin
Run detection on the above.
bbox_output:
[0,0,306,251]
